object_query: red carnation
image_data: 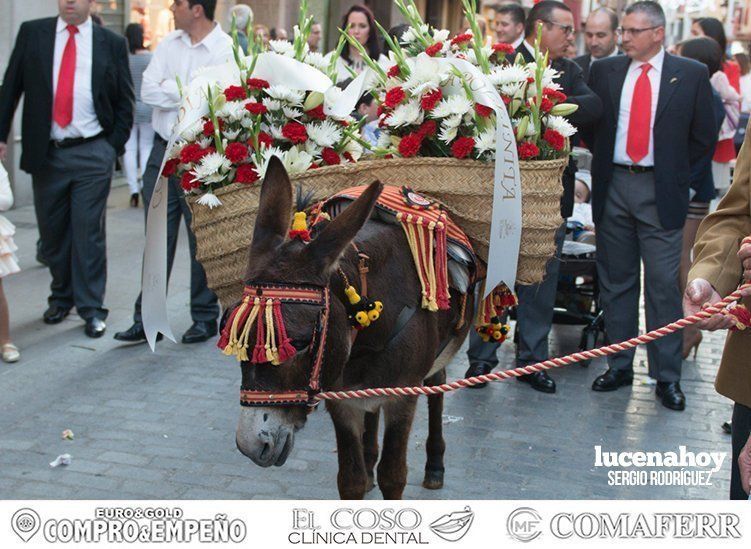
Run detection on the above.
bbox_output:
[224,85,247,101]
[451,136,475,159]
[225,142,249,163]
[421,88,443,111]
[518,141,540,160]
[202,119,223,137]
[247,78,270,90]
[235,164,259,184]
[305,104,326,120]
[387,64,400,78]
[343,151,355,163]
[425,42,443,57]
[418,119,437,137]
[321,147,340,166]
[543,129,565,151]
[161,158,179,178]
[281,122,308,144]
[475,104,494,117]
[492,42,515,55]
[252,132,274,149]
[398,133,423,158]
[451,33,473,46]
[245,102,268,116]
[544,87,567,103]
[180,172,196,191]
[180,143,205,164]
[540,97,554,113]
[384,86,406,109]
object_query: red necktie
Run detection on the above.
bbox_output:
[53,25,79,128]
[626,63,652,164]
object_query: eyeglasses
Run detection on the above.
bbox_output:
[542,20,575,37]
[616,26,662,37]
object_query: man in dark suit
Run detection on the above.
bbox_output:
[574,8,620,82]
[583,1,716,410]
[0,0,133,337]
[465,0,602,393]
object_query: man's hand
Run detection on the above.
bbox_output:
[740,432,751,496]
[0,142,7,161]
[738,237,751,298]
[683,279,736,330]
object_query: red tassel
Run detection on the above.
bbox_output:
[252,300,267,363]
[288,229,311,242]
[434,218,450,310]
[273,299,297,363]
[216,308,236,350]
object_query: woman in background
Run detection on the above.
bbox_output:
[329,5,385,84]
[123,23,154,208]
[736,52,751,113]
[0,161,19,363]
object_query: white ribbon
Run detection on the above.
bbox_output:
[434,56,522,297]
[142,53,369,349]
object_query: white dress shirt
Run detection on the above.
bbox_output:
[141,24,234,140]
[512,34,524,50]
[51,17,103,141]
[590,47,620,64]
[613,48,665,166]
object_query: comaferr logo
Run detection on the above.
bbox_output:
[550,513,741,539]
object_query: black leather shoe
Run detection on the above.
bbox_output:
[182,321,218,344]
[517,370,556,393]
[85,318,106,338]
[43,306,70,325]
[592,368,633,392]
[114,322,163,343]
[656,381,686,411]
[464,363,494,389]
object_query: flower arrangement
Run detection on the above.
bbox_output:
[346,0,579,162]
[164,0,367,207]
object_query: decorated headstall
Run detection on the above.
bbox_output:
[218,282,330,408]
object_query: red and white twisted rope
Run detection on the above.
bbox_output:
[314,283,751,402]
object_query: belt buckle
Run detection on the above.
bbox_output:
[628,164,639,175]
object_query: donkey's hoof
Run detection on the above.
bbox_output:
[422,470,444,490]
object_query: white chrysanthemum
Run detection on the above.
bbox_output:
[223,128,241,140]
[283,146,313,175]
[266,85,304,105]
[545,115,577,138]
[282,106,303,119]
[266,124,285,141]
[305,51,329,72]
[307,120,343,148]
[432,28,450,42]
[529,65,560,88]
[431,95,473,119]
[489,65,529,87]
[269,39,295,56]
[197,136,213,149]
[438,124,458,144]
[443,113,463,130]
[180,121,203,142]
[192,152,231,183]
[196,192,223,208]
[386,99,424,127]
[342,138,363,161]
[401,27,419,44]
[217,100,246,123]
[500,82,524,97]
[262,97,282,111]
[474,127,496,157]
[403,56,444,95]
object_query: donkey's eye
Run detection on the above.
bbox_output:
[291,339,312,352]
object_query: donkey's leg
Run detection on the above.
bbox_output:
[423,369,446,489]
[363,410,380,492]
[328,402,369,500]
[377,396,418,500]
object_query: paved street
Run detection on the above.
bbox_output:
[0,183,736,500]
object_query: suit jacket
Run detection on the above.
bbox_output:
[688,118,751,408]
[0,17,134,174]
[516,44,602,218]
[573,51,622,82]
[583,53,716,230]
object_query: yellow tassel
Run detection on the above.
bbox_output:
[292,211,308,232]
[223,295,250,356]
[265,301,280,365]
[235,297,261,362]
[344,285,361,305]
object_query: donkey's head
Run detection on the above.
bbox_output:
[234,156,382,467]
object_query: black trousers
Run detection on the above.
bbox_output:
[731,402,751,500]
[132,136,218,323]
[32,137,116,320]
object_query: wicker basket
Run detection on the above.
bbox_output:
[189,157,567,307]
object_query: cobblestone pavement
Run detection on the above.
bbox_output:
[0,184,735,500]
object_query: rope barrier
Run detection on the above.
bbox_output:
[314,283,751,402]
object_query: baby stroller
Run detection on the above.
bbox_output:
[552,221,606,366]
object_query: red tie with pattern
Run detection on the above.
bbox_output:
[53,25,79,128]
[626,63,652,164]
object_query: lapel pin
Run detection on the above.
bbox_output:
[670,77,678,84]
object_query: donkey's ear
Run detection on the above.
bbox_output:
[250,155,292,258]
[306,180,383,272]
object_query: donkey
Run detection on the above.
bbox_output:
[232,157,474,499]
